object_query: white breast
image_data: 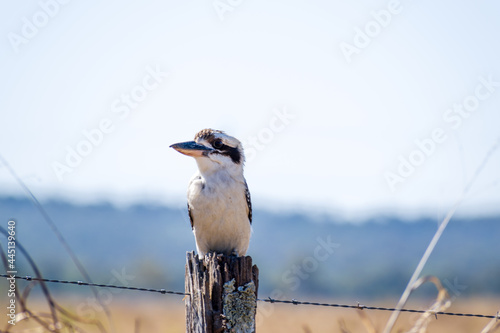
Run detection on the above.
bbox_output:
[187,171,251,257]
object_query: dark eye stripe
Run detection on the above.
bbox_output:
[213,145,241,164]
[225,146,242,164]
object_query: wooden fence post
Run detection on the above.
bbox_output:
[185,251,259,333]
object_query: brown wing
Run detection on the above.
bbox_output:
[245,180,252,224]
[187,203,194,229]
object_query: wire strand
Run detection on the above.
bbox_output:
[257,297,500,319]
[1,274,187,296]
[2,274,498,320]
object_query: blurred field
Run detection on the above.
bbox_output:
[5,296,498,332]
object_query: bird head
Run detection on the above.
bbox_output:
[170,129,245,176]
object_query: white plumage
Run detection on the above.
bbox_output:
[170,129,252,257]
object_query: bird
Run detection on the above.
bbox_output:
[170,129,252,258]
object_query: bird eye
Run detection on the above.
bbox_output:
[213,139,223,149]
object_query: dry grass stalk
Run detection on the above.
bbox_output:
[480,311,500,333]
[0,230,108,333]
[338,275,452,333]
[405,276,451,333]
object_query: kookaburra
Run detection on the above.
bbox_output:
[170,129,252,257]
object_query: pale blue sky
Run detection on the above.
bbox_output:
[1,1,499,218]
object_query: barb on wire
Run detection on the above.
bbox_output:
[1,274,498,321]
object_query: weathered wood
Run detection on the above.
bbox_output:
[185,251,259,333]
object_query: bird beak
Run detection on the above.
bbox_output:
[170,141,213,157]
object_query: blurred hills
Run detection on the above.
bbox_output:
[0,196,499,301]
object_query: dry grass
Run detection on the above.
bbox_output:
[3,296,498,333]
[1,239,498,333]
[256,297,499,333]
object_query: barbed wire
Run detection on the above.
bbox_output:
[257,297,500,320]
[0,274,187,296]
[2,274,499,320]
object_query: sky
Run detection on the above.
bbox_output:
[1,0,499,219]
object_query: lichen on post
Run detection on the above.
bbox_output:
[222,279,257,333]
